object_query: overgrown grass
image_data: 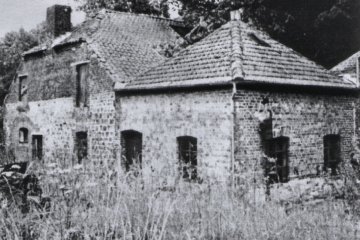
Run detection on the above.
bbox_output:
[1,160,360,240]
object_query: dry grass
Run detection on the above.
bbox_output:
[1,160,359,240]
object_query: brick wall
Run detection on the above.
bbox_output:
[233,88,356,180]
[117,89,234,182]
[3,43,117,166]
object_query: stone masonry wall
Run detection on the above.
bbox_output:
[4,43,117,166]
[234,88,356,180]
[117,89,233,182]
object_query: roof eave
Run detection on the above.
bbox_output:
[115,81,233,94]
[234,78,359,93]
[115,77,359,95]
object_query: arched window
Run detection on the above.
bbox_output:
[121,130,142,172]
[323,134,341,175]
[177,136,197,180]
[19,128,29,143]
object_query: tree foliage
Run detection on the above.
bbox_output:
[0,23,51,105]
[76,0,170,17]
[0,29,38,104]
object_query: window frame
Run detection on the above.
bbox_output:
[323,134,341,175]
[18,75,28,102]
[120,130,143,172]
[32,135,43,161]
[75,62,89,108]
[19,128,29,144]
[264,136,290,183]
[177,136,198,181]
[75,131,88,164]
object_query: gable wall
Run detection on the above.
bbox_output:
[233,88,356,181]
[3,44,117,166]
[116,89,233,183]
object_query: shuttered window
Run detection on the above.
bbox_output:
[121,130,142,172]
[177,136,197,180]
[76,64,88,107]
[324,134,341,175]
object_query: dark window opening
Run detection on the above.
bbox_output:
[260,113,289,183]
[75,64,88,107]
[177,136,197,180]
[32,135,43,160]
[18,76,28,102]
[264,136,290,183]
[121,130,142,172]
[324,134,341,175]
[75,132,88,164]
[249,33,271,48]
[19,128,29,143]
[260,116,273,141]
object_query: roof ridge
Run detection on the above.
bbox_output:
[230,20,245,81]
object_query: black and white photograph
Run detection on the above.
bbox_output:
[0,0,360,239]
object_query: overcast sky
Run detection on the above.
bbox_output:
[0,0,85,38]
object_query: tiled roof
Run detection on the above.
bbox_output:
[121,18,353,90]
[23,10,183,83]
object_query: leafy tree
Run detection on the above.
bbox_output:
[0,29,38,104]
[76,0,170,17]
[0,23,51,105]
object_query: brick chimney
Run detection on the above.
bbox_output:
[230,9,243,21]
[46,5,72,37]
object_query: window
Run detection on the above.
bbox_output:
[324,134,341,175]
[177,136,197,180]
[264,136,290,183]
[19,128,29,143]
[18,75,28,101]
[121,130,142,172]
[75,64,88,107]
[32,135,43,160]
[260,117,273,140]
[75,132,88,164]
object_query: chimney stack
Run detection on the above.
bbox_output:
[230,9,243,21]
[46,5,72,37]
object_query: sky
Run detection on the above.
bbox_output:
[0,0,86,37]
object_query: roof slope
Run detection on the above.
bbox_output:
[24,10,183,83]
[122,18,351,90]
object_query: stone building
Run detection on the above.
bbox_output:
[3,6,359,184]
[3,5,184,165]
[115,10,358,182]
